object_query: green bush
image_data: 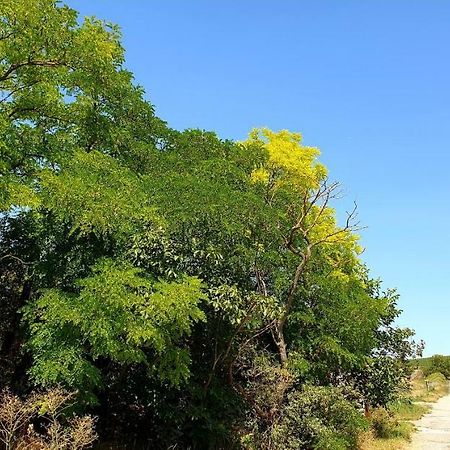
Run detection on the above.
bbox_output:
[427,371,447,383]
[418,355,450,378]
[269,386,368,450]
[370,407,411,440]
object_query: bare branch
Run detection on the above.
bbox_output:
[0,254,35,266]
[312,201,365,247]
[285,179,342,250]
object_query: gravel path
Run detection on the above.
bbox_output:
[410,393,450,449]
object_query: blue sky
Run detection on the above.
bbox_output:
[68,0,450,356]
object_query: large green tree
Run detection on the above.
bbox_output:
[0,0,203,401]
[1,1,422,448]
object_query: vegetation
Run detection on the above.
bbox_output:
[0,388,96,450]
[0,1,425,448]
[413,354,450,379]
[410,370,449,403]
[360,369,448,450]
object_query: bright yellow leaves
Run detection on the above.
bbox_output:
[250,167,270,184]
[245,128,327,191]
[244,128,363,287]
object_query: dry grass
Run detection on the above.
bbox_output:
[358,430,408,450]
[359,370,448,450]
[410,371,448,402]
[0,388,97,450]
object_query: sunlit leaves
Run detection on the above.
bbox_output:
[0,0,165,212]
[39,150,159,237]
[0,1,419,443]
[25,259,206,397]
[245,128,327,192]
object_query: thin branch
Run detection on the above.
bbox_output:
[303,182,341,235]
[0,59,64,83]
[0,254,35,266]
[0,31,14,41]
[0,80,41,104]
[312,201,365,246]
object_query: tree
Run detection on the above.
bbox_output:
[0,0,167,210]
[427,355,450,378]
[0,0,205,406]
[0,1,422,447]
[242,129,362,365]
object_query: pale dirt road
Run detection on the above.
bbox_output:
[409,393,450,449]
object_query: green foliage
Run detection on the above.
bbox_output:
[0,0,166,210]
[355,357,407,408]
[426,371,447,383]
[40,150,159,237]
[24,259,205,400]
[424,355,450,378]
[269,386,368,450]
[387,398,429,421]
[288,269,386,381]
[370,407,411,440]
[0,0,422,447]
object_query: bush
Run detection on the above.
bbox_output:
[420,355,450,378]
[0,388,97,450]
[427,371,447,383]
[269,385,368,450]
[432,356,450,378]
[370,407,410,440]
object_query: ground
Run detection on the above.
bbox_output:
[409,392,450,449]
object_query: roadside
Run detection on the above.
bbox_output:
[409,385,450,449]
[359,371,449,450]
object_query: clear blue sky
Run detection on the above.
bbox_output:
[68,0,449,357]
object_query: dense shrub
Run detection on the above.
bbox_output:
[268,386,368,450]
[428,355,450,378]
[370,407,410,440]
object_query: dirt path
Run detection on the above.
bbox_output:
[409,393,450,449]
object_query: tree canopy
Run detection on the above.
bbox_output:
[0,1,422,448]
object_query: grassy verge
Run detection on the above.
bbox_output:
[389,398,430,420]
[410,371,448,402]
[358,431,410,450]
[359,370,448,450]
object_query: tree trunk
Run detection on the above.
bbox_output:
[274,322,288,365]
[274,245,311,366]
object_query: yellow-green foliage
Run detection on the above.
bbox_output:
[246,128,327,191]
[388,399,430,421]
[413,355,450,378]
[427,372,447,383]
[370,407,413,440]
[245,127,362,276]
[24,259,206,400]
[40,150,159,237]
